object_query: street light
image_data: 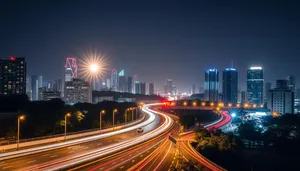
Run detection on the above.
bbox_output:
[183,101,187,106]
[236,104,241,108]
[113,109,118,131]
[64,113,71,141]
[201,102,206,106]
[228,103,232,107]
[192,101,197,107]
[100,110,105,133]
[125,109,129,123]
[130,108,134,121]
[210,102,214,106]
[17,115,25,150]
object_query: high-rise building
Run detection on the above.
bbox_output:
[38,76,43,88]
[133,75,137,93]
[118,69,126,92]
[264,82,272,101]
[192,84,196,94]
[135,81,141,94]
[247,66,264,104]
[127,76,133,93]
[222,68,238,104]
[106,78,111,90]
[64,57,77,82]
[166,79,172,94]
[0,57,26,95]
[276,79,288,89]
[241,91,247,103]
[111,69,118,91]
[286,75,296,91]
[31,75,39,100]
[267,80,294,115]
[64,78,91,104]
[140,82,146,95]
[204,69,219,101]
[149,83,155,95]
[26,76,32,100]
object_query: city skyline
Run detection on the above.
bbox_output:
[1,1,300,92]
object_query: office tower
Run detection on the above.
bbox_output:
[64,78,91,104]
[135,81,141,94]
[166,79,172,94]
[149,83,155,95]
[127,76,133,93]
[38,76,43,88]
[106,78,111,89]
[26,76,32,100]
[64,57,77,82]
[267,80,294,115]
[31,75,39,100]
[286,75,296,91]
[140,82,146,95]
[111,69,118,91]
[222,68,238,104]
[0,57,26,95]
[276,79,288,89]
[264,82,272,99]
[118,69,126,92]
[241,91,247,103]
[247,66,264,104]
[192,84,196,94]
[133,75,137,93]
[204,69,219,101]
[199,87,204,94]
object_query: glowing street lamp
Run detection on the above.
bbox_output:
[193,101,197,107]
[201,102,206,106]
[236,104,241,108]
[253,104,257,108]
[228,103,232,107]
[17,115,25,150]
[183,101,187,106]
[113,109,118,131]
[100,110,105,133]
[244,103,249,108]
[64,113,71,141]
[260,104,264,108]
[210,102,214,107]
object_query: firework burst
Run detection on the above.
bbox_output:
[79,50,109,81]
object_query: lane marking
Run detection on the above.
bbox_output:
[132,160,135,163]
[26,160,36,164]
[120,166,124,169]
[140,155,143,157]
[97,143,102,146]
[50,155,57,158]
[42,154,49,157]
[2,165,12,169]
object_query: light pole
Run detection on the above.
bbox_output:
[100,110,105,133]
[64,113,71,141]
[131,108,134,121]
[113,109,117,131]
[17,115,25,150]
[183,101,187,115]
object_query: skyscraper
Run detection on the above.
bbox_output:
[140,82,146,95]
[149,83,155,95]
[222,68,238,104]
[111,69,118,91]
[204,69,219,101]
[64,57,77,81]
[247,66,264,104]
[118,69,126,92]
[0,57,26,95]
[192,84,196,94]
[286,75,296,91]
[166,79,172,94]
[26,76,32,100]
[135,81,141,94]
[127,76,133,93]
[264,82,272,100]
[31,75,39,100]
[133,75,137,93]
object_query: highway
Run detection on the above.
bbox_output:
[70,108,229,171]
[0,104,174,171]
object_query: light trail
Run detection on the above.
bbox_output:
[0,106,154,161]
[19,104,174,171]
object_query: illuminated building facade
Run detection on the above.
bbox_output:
[247,66,264,104]
[222,68,238,104]
[0,57,26,95]
[64,78,91,104]
[118,69,126,92]
[111,69,118,91]
[204,69,219,101]
[64,57,77,82]
[149,83,155,95]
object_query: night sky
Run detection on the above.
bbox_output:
[1,0,300,92]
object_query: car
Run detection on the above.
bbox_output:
[136,128,143,133]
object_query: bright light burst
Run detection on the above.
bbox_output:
[79,49,109,81]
